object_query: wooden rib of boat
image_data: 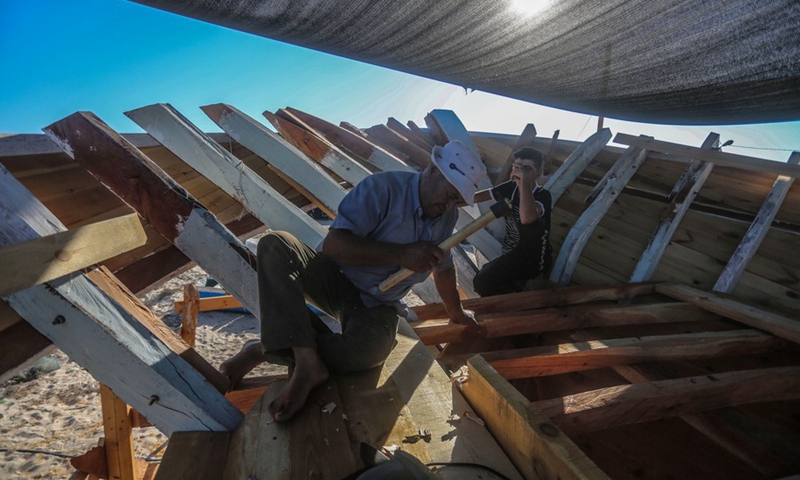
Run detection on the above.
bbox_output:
[1,105,798,479]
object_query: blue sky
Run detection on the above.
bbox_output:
[2,0,798,162]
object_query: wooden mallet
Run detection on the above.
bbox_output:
[378,198,513,292]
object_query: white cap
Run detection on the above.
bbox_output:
[431,140,486,205]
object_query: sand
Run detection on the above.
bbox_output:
[0,266,286,479]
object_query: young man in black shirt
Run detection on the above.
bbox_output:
[472,147,552,296]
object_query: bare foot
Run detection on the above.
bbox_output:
[269,347,329,422]
[219,339,267,390]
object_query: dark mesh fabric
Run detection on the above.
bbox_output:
[132,0,800,125]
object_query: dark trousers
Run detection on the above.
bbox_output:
[473,223,551,297]
[257,231,400,373]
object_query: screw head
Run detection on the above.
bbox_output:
[53,315,66,325]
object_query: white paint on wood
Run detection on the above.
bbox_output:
[551,146,648,285]
[173,208,259,314]
[6,277,243,434]
[629,133,719,282]
[204,104,347,215]
[0,164,242,434]
[317,149,371,185]
[714,152,800,293]
[125,103,326,247]
[544,128,612,206]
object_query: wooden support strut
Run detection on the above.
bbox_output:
[44,111,261,316]
[713,152,800,293]
[544,127,612,206]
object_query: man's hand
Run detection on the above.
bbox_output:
[449,309,479,332]
[400,241,444,273]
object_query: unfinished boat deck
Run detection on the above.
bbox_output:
[2,104,799,479]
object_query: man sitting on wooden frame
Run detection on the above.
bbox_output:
[221,140,483,422]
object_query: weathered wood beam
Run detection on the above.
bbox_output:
[100,385,137,480]
[655,283,800,345]
[629,133,719,282]
[534,366,800,436]
[44,111,260,315]
[202,103,347,218]
[714,152,800,293]
[283,106,413,173]
[413,301,716,345]
[362,123,431,170]
[0,213,146,297]
[174,294,242,315]
[496,123,537,185]
[615,133,800,177]
[154,431,231,480]
[387,117,434,152]
[544,128,612,205]
[264,110,371,185]
[551,144,648,285]
[125,103,327,246]
[542,130,560,176]
[0,132,232,157]
[458,356,608,480]
[477,330,780,379]
[0,164,242,434]
[181,283,199,347]
[406,120,436,149]
[411,282,656,321]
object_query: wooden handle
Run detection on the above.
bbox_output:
[378,208,500,292]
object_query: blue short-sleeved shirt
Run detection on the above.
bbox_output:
[321,171,457,308]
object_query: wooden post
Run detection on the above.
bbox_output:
[44,111,260,316]
[100,384,137,480]
[713,152,800,293]
[629,133,719,282]
[550,144,648,285]
[181,284,199,347]
[544,128,612,206]
[542,130,560,176]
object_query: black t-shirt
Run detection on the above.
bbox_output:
[490,180,553,270]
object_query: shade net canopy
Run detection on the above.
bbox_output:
[132,0,800,125]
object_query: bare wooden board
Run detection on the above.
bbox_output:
[155,431,231,480]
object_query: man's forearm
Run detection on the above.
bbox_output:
[432,266,464,318]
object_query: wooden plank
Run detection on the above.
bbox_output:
[413,301,717,345]
[655,283,800,345]
[542,130,560,175]
[387,117,434,152]
[181,283,198,347]
[1,163,242,434]
[263,110,371,185]
[336,319,523,479]
[534,366,800,436]
[155,431,231,480]
[477,329,780,379]
[544,128,612,206]
[202,103,347,218]
[0,213,146,297]
[411,282,656,321]
[496,123,537,185]
[406,120,436,150]
[43,111,261,315]
[100,385,137,480]
[714,152,800,292]
[363,123,431,170]
[174,294,243,315]
[615,133,800,177]
[125,103,327,246]
[550,145,648,285]
[459,355,607,480]
[283,107,413,173]
[629,133,719,282]
[87,265,230,393]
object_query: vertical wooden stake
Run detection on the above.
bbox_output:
[100,384,137,480]
[181,284,199,347]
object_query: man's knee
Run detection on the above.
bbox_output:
[473,270,491,296]
[257,231,292,257]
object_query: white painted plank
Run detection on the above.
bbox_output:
[0,164,242,435]
[125,103,326,247]
[551,145,648,285]
[629,133,719,282]
[202,104,347,216]
[544,128,612,206]
[714,152,800,293]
